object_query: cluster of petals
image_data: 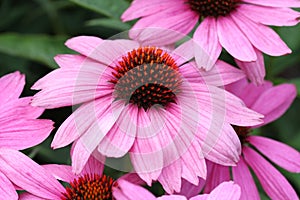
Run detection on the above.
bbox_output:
[0,72,54,199]
[122,0,300,84]
[202,79,300,199]
[31,36,263,193]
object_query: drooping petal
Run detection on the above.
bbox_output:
[250,83,297,126]
[243,147,298,200]
[42,164,75,183]
[235,48,265,85]
[231,11,291,56]
[19,193,45,200]
[0,71,24,105]
[176,178,205,199]
[193,17,222,70]
[243,0,300,7]
[232,156,260,200]
[248,136,300,173]
[217,16,256,61]
[80,152,105,176]
[0,119,53,150]
[0,149,64,199]
[0,171,18,200]
[113,179,156,200]
[238,4,300,26]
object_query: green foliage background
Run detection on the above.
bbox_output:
[0,0,299,198]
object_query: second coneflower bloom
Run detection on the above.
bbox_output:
[32,36,263,193]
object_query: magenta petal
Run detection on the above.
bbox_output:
[243,0,300,7]
[251,83,297,125]
[235,48,265,85]
[0,171,18,200]
[231,11,291,56]
[42,164,75,183]
[243,147,298,200]
[0,71,24,105]
[232,156,260,200]
[0,119,53,150]
[217,16,256,61]
[194,17,222,70]
[248,136,300,173]
[176,178,205,199]
[0,149,63,199]
[238,4,300,26]
[113,179,156,200]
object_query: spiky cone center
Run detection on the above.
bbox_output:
[187,0,240,18]
[232,125,251,144]
[61,174,115,200]
[110,47,182,111]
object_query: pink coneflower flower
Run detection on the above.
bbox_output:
[32,36,263,193]
[115,180,241,200]
[122,0,300,69]
[203,79,300,199]
[0,148,142,200]
[0,71,54,199]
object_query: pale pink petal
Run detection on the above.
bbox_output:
[248,136,300,173]
[232,156,260,200]
[251,84,297,125]
[206,181,241,200]
[172,40,194,66]
[121,0,180,21]
[98,105,138,157]
[243,147,298,200]
[243,0,300,7]
[19,193,45,200]
[158,195,187,200]
[0,171,18,200]
[217,16,256,61]
[194,17,222,70]
[231,11,291,56]
[66,37,139,66]
[235,48,265,85]
[42,164,75,183]
[129,9,198,46]
[0,71,24,105]
[203,161,230,193]
[54,54,86,69]
[190,195,207,200]
[0,119,53,150]
[32,57,114,109]
[113,179,156,200]
[238,4,300,26]
[0,149,63,199]
[176,178,205,199]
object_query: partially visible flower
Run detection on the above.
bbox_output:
[203,79,300,199]
[31,36,263,193]
[0,148,143,200]
[122,0,300,74]
[115,180,241,200]
[0,71,54,199]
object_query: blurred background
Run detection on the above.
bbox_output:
[0,0,299,198]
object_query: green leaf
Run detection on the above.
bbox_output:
[68,0,129,18]
[86,18,131,31]
[0,33,73,69]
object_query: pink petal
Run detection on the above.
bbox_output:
[0,119,53,150]
[118,173,145,185]
[231,11,291,56]
[121,0,178,21]
[232,156,260,200]
[238,4,300,26]
[235,48,266,85]
[243,147,298,200]
[206,181,241,200]
[42,164,75,183]
[248,136,300,173]
[176,178,205,199]
[32,57,114,109]
[217,16,256,61]
[172,40,194,66]
[0,71,24,105]
[65,36,103,56]
[243,0,300,7]
[0,149,63,199]
[194,17,222,70]
[19,193,45,200]
[203,161,230,193]
[0,171,18,200]
[251,83,297,125]
[80,153,105,176]
[113,179,156,200]
[98,105,138,157]
[158,195,187,200]
[129,9,198,46]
